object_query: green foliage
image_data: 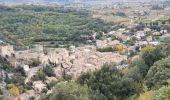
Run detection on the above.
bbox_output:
[142,47,162,67]
[96,47,115,52]
[31,70,46,81]
[14,66,26,77]
[111,35,117,40]
[77,64,134,100]
[146,56,170,89]
[47,82,91,100]
[28,96,35,100]
[151,5,164,10]
[159,38,170,58]
[154,86,170,100]
[95,32,103,39]
[154,81,170,100]
[0,89,2,95]
[0,56,13,72]
[42,66,55,77]
[31,65,55,81]
[59,74,72,82]
[47,81,57,90]
[115,12,126,17]
[126,37,136,46]
[0,5,114,46]
[28,59,40,67]
[126,59,149,81]
[25,81,33,90]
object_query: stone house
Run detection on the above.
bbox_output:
[33,81,46,93]
[149,41,159,46]
[135,41,148,46]
[152,32,161,36]
[146,36,153,42]
[107,31,116,35]
[144,28,151,32]
[135,31,146,40]
[160,30,168,34]
[96,40,120,48]
[96,40,108,48]
[19,90,37,100]
[0,42,14,57]
[114,31,130,42]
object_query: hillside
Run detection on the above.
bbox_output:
[0,5,114,47]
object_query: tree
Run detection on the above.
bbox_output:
[142,47,162,67]
[153,80,170,100]
[31,70,46,81]
[126,38,136,46]
[146,56,170,89]
[112,35,117,40]
[77,64,134,100]
[14,66,26,77]
[125,59,150,96]
[42,66,55,77]
[159,38,170,58]
[126,59,149,81]
[48,82,91,100]
[28,58,40,67]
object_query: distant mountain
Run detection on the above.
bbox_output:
[163,0,170,5]
[0,0,166,5]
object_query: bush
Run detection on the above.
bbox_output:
[28,59,40,67]
[31,70,46,81]
[47,81,57,90]
[154,82,170,100]
[42,66,55,77]
[0,89,3,95]
[29,96,35,100]
[96,47,115,52]
[59,74,72,82]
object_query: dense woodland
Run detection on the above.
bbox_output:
[0,5,114,47]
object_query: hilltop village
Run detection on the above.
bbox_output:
[0,18,170,99]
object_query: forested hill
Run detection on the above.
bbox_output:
[0,5,114,47]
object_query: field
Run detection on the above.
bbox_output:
[90,3,170,25]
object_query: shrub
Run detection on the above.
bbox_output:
[96,47,115,52]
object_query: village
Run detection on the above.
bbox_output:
[0,18,170,99]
